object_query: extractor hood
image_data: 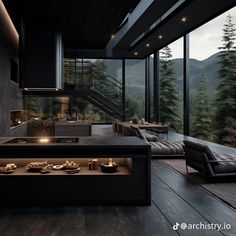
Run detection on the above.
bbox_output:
[20,17,63,90]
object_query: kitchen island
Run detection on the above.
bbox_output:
[55,121,92,136]
[0,136,150,206]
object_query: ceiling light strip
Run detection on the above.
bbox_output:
[0,1,19,45]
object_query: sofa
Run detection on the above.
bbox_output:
[183,140,236,179]
[130,125,184,158]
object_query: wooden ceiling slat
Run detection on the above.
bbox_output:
[82,0,102,48]
[98,0,133,49]
[81,0,93,46]
[86,0,108,48]
[93,0,120,48]
[3,0,140,49]
[77,0,90,47]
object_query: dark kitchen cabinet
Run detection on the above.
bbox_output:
[20,17,63,89]
[28,121,55,136]
[0,137,151,206]
[55,121,92,136]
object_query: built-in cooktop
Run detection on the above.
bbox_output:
[5,137,79,144]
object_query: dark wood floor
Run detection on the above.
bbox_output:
[0,160,235,236]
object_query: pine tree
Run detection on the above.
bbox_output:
[25,97,40,118]
[160,46,181,132]
[215,14,236,146]
[192,73,214,140]
[51,98,61,119]
[93,60,118,103]
[42,98,52,119]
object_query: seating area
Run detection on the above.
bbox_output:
[125,125,184,158]
[113,121,168,140]
[184,140,236,180]
[126,125,236,179]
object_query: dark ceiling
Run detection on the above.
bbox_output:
[3,0,140,49]
[130,0,236,58]
[3,0,236,58]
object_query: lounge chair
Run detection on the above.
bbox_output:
[183,140,236,180]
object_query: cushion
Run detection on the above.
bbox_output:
[142,132,159,142]
[130,126,146,141]
[183,140,217,161]
[212,154,236,174]
[205,146,218,161]
[149,141,184,155]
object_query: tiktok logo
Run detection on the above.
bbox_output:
[173,223,179,230]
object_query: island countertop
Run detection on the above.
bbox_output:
[0,136,151,206]
[55,121,91,125]
[54,121,92,136]
[0,136,148,147]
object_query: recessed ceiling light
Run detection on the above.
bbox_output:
[145,43,150,48]
[111,34,115,39]
[158,35,163,39]
[181,17,187,23]
[134,51,138,56]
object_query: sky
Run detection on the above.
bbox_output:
[169,7,236,61]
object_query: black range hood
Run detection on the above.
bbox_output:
[20,17,63,90]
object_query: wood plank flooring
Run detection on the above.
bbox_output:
[0,160,235,236]
[152,161,236,235]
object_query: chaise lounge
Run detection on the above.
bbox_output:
[183,140,236,180]
[130,125,184,158]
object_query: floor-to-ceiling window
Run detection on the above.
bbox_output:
[24,96,70,120]
[64,58,122,123]
[159,38,183,133]
[149,54,155,122]
[64,59,76,87]
[189,7,236,147]
[125,59,145,121]
[73,97,113,123]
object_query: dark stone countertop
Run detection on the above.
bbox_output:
[55,121,91,126]
[0,136,148,147]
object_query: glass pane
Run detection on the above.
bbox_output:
[64,59,76,86]
[149,54,154,122]
[74,97,114,123]
[159,38,183,133]
[189,7,236,147]
[125,59,145,121]
[24,97,70,121]
[63,58,123,123]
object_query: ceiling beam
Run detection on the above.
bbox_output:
[106,0,154,57]
[106,0,236,58]
[106,0,183,57]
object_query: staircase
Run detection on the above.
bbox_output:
[85,89,123,120]
[64,60,124,120]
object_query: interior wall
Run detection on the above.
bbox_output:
[0,2,23,136]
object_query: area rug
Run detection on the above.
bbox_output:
[161,159,236,209]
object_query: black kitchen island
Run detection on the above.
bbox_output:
[0,136,151,206]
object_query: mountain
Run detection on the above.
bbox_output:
[123,52,220,96]
[188,52,220,92]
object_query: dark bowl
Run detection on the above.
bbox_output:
[100,163,118,173]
